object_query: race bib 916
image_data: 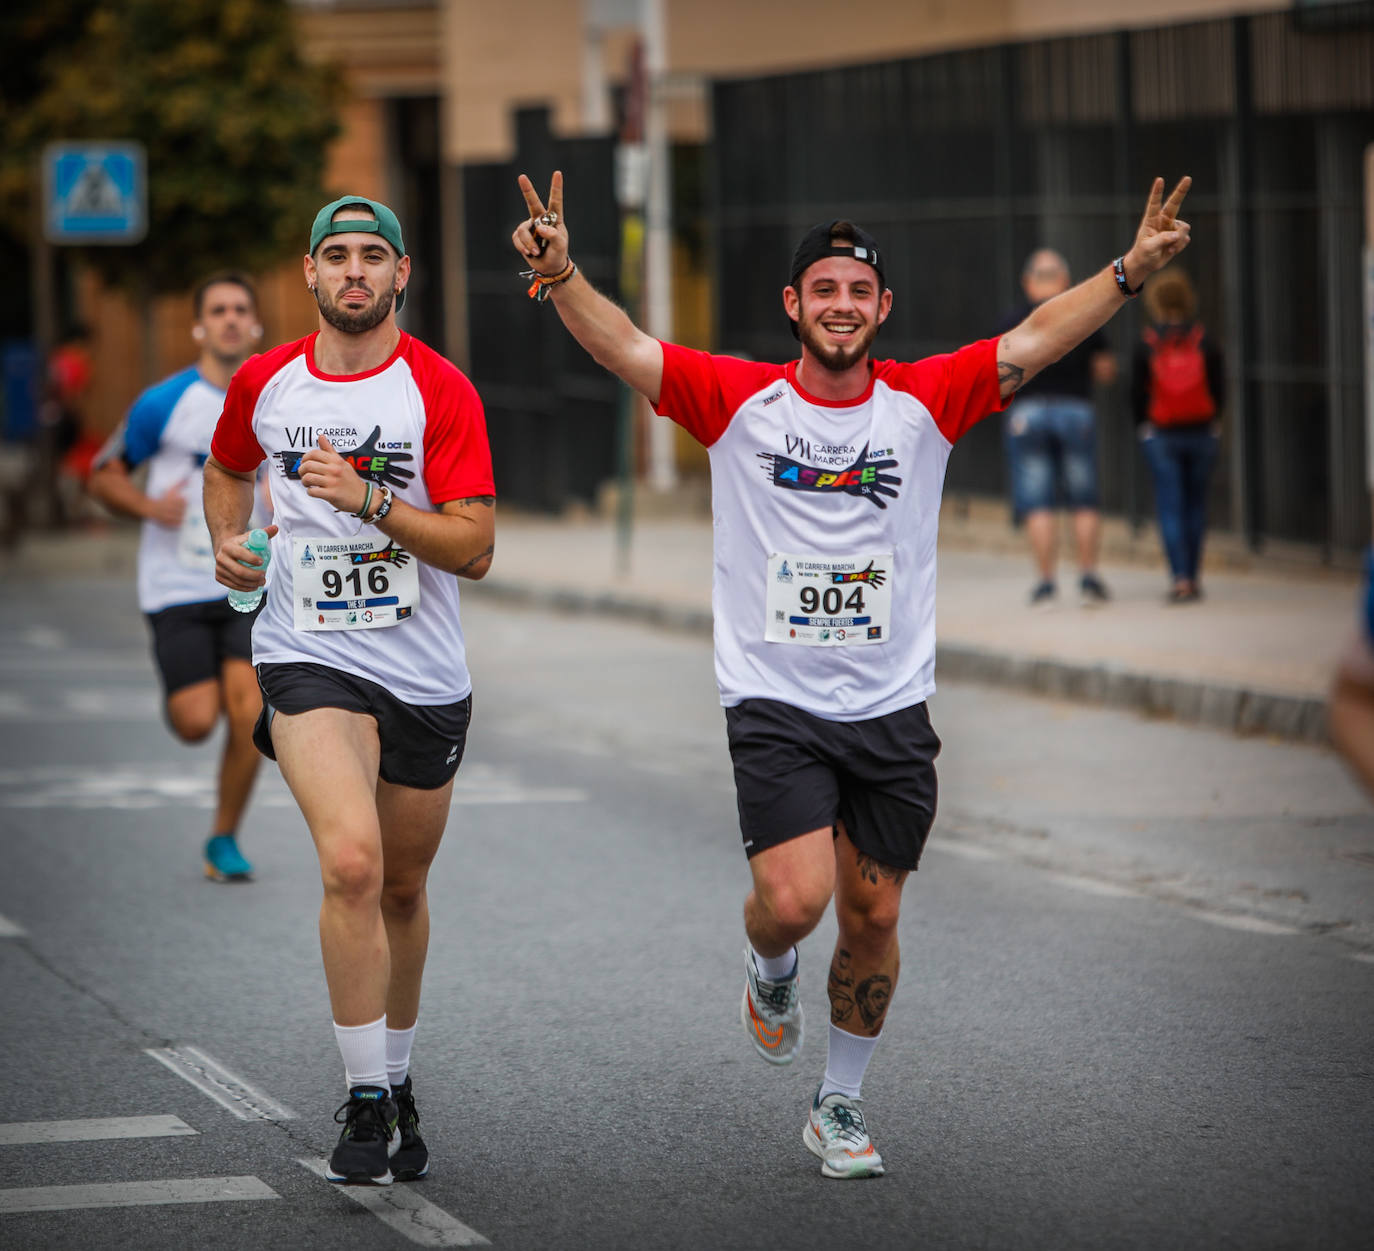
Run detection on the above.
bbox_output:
[292,534,419,632]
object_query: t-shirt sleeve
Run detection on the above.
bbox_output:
[417,360,495,505]
[119,387,173,468]
[210,366,266,472]
[881,337,1009,444]
[652,342,784,447]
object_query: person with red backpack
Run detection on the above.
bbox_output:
[1131,268,1226,603]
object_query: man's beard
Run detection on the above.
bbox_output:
[797,308,879,373]
[316,284,395,334]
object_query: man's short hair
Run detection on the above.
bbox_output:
[193,271,258,318]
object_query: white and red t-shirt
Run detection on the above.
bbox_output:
[210,332,494,705]
[653,338,1006,721]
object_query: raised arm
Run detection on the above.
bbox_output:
[512,171,664,405]
[997,176,1192,401]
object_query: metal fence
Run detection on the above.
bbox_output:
[463,109,621,512]
[710,10,1374,555]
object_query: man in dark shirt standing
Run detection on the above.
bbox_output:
[1002,249,1116,605]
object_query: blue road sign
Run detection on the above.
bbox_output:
[43,142,147,244]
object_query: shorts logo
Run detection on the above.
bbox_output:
[446,744,459,764]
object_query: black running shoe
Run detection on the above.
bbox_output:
[325,1086,399,1185]
[390,1076,429,1180]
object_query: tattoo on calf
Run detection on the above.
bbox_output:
[998,360,1026,393]
[856,852,907,887]
[828,948,856,1024]
[855,973,893,1031]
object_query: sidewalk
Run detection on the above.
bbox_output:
[7,501,1360,744]
[472,503,1358,745]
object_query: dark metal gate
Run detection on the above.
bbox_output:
[463,109,620,512]
[710,10,1374,555]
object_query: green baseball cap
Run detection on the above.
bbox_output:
[309,195,407,310]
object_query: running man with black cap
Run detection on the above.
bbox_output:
[204,196,496,1185]
[513,170,1191,1178]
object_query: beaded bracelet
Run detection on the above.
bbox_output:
[1112,256,1142,298]
[370,486,394,523]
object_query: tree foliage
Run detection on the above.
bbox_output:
[1,0,342,294]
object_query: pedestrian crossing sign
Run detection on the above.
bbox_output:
[42,142,147,244]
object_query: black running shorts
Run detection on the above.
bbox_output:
[724,698,941,871]
[145,598,256,696]
[253,661,471,791]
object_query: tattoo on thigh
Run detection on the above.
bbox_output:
[856,852,907,887]
[828,948,856,1024]
[855,973,893,1030]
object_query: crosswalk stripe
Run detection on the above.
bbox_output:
[0,1176,278,1214]
[0,1115,197,1145]
[297,1158,490,1246]
[145,1046,297,1122]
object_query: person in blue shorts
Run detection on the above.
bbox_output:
[1002,249,1117,607]
[89,272,268,881]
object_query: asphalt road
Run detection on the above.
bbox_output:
[1,575,1371,1250]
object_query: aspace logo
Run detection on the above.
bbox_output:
[756,442,902,509]
[273,425,416,490]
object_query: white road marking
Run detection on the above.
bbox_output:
[0,1115,197,1145]
[929,841,1000,861]
[0,688,160,722]
[0,1176,277,1214]
[298,1158,489,1246]
[1045,873,1142,900]
[0,912,24,938]
[1348,952,1374,964]
[145,1046,297,1122]
[1191,911,1300,936]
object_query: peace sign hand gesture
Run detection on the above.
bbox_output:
[1125,175,1192,285]
[513,171,569,276]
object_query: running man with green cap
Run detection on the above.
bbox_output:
[205,196,497,1185]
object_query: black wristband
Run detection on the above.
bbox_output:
[1113,256,1142,298]
[371,486,393,523]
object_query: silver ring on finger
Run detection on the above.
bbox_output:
[539,211,559,228]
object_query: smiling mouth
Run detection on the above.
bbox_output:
[822,321,860,338]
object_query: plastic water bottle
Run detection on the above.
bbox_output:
[227,528,271,613]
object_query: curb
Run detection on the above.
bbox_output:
[471,578,1330,746]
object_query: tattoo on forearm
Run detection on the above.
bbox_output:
[456,543,494,574]
[856,852,907,887]
[998,360,1026,393]
[828,948,856,1023]
[856,974,893,1031]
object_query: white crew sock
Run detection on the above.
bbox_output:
[333,1016,388,1091]
[386,1021,417,1090]
[819,1023,881,1100]
[751,944,798,981]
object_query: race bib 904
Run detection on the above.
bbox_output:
[764,551,893,647]
[292,534,419,632]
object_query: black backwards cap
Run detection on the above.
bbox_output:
[786,220,886,340]
[788,220,886,292]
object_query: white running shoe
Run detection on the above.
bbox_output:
[803,1089,885,1179]
[740,947,803,1065]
